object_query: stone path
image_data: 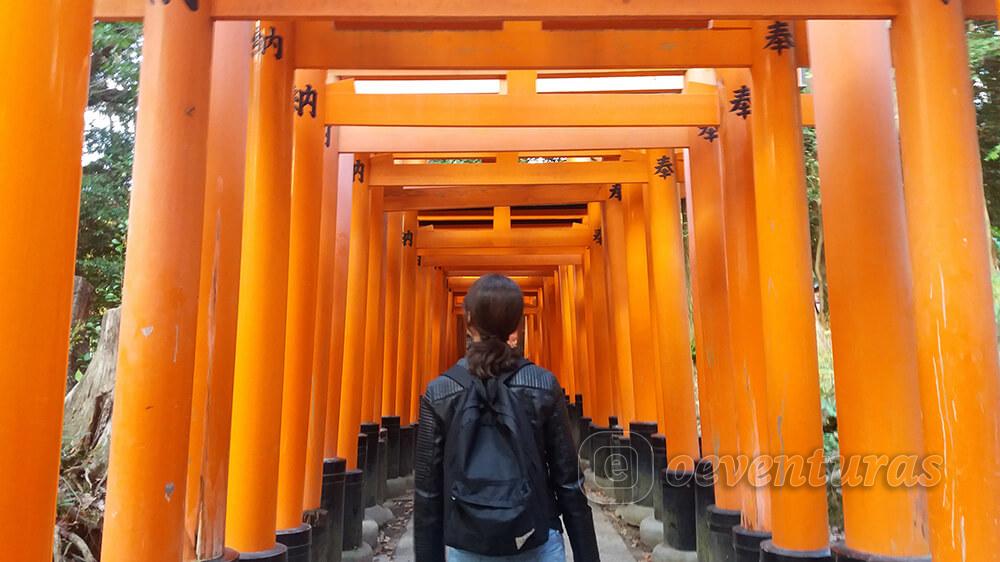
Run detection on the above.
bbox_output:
[386,501,635,561]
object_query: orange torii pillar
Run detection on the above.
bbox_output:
[573,265,593,413]
[543,276,565,383]
[409,262,430,418]
[558,266,578,397]
[101,3,213,560]
[429,269,447,375]
[810,21,930,561]
[642,150,700,472]
[395,212,419,424]
[892,1,1000,559]
[362,190,387,421]
[382,212,404,416]
[585,203,616,427]
[225,20,295,560]
[715,69,773,552]
[751,22,831,560]
[184,21,251,562]
[685,73,743,560]
[622,183,663,429]
[603,189,638,427]
[337,154,372,468]
[275,68,327,552]
[0,3,93,560]
[303,127,344,515]
[322,153,356,461]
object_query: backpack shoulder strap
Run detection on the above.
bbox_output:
[443,361,476,389]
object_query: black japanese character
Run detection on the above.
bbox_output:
[402,230,414,247]
[764,21,795,54]
[698,127,719,143]
[252,26,284,60]
[593,229,603,246]
[730,85,752,119]
[294,85,318,118]
[609,184,623,201]
[353,160,366,184]
[654,155,674,179]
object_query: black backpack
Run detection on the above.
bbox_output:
[441,359,551,556]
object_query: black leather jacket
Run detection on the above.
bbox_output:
[414,360,600,562]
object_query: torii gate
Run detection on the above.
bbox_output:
[4,2,1000,562]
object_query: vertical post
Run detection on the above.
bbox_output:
[185,21,252,561]
[276,68,327,534]
[396,212,419,424]
[586,204,616,426]
[304,126,342,511]
[809,20,929,560]
[603,193,638,426]
[622,183,661,425]
[361,190,386,421]
[686,84,741,513]
[337,154,372,468]
[545,276,565,383]
[751,21,831,557]
[382,212,404,416]
[409,263,430,417]
[892,2,1000,560]
[101,2,214,560]
[558,266,578,396]
[574,265,593,410]
[715,69,773,539]
[643,149,700,469]
[322,153,355,460]
[225,20,295,558]
[0,3,93,560]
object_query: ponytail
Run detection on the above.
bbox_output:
[466,333,520,380]
[463,274,525,380]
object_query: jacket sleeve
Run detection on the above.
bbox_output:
[543,385,601,562]
[413,395,446,562]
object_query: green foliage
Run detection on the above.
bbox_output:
[73,22,142,371]
[969,21,1000,227]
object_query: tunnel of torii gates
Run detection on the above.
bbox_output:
[5,1,1000,562]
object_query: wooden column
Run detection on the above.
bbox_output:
[683,162,714,459]
[558,266,578,396]
[304,127,343,511]
[225,20,295,557]
[362,190,387,421]
[603,190,638,426]
[715,69,772,533]
[409,263,429,416]
[0,2,93,560]
[686,77,741,512]
[810,20,929,559]
[751,22,830,556]
[275,68,327,532]
[322,153,355,459]
[337,154,372,468]
[643,149,700,469]
[382,212,404,416]
[622,183,662,425]
[586,203,616,426]
[101,2,214,559]
[184,21,252,561]
[574,265,593,410]
[395,212,419,424]
[892,2,1000,559]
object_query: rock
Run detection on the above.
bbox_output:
[386,476,411,499]
[362,519,379,548]
[640,515,664,548]
[617,504,654,527]
[365,504,394,527]
[342,542,374,562]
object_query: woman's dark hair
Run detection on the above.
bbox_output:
[463,274,524,379]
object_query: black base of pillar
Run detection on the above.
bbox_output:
[707,505,740,562]
[276,523,311,562]
[382,416,401,479]
[359,422,380,508]
[590,425,611,480]
[831,543,930,562]
[629,421,658,508]
[661,468,698,552]
[760,540,832,562]
[733,526,771,562]
[305,509,328,562]
[608,415,619,429]
[398,425,414,477]
[376,429,388,503]
[650,434,667,521]
[342,469,365,551]
[577,416,593,460]
[323,458,347,562]
[693,459,715,562]
[236,544,287,561]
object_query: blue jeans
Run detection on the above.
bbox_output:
[446,528,566,562]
